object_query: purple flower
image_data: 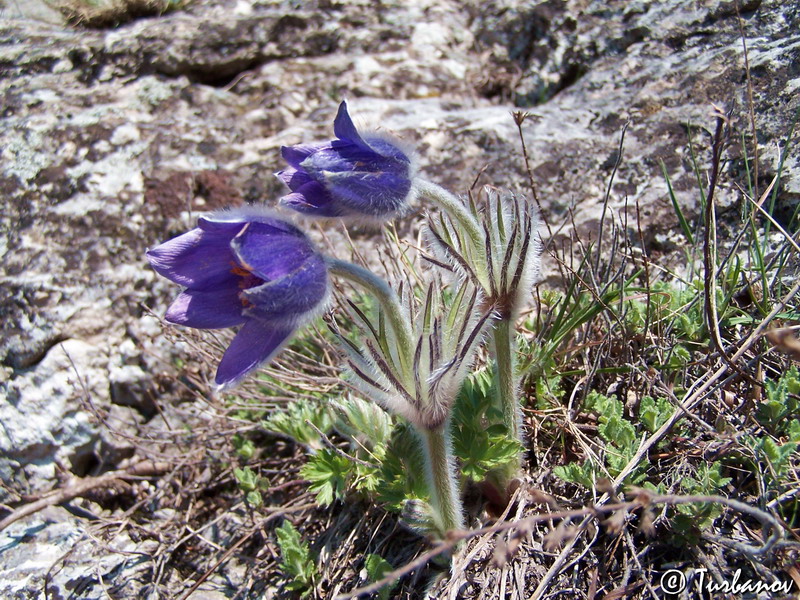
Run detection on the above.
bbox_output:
[277,101,415,220]
[146,209,328,388]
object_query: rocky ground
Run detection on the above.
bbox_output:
[0,0,798,597]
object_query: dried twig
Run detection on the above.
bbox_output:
[336,492,788,599]
[0,460,170,532]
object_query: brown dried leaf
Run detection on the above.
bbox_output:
[602,509,627,534]
[638,507,656,537]
[766,328,800,361]
[602,583,643,600]
[626,486,652,506]
[529,489,561,510]
[492,535,520,568]
[543,521,577,551]
[595,477,617,500]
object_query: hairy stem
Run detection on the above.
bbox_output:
[326,258,415,374]
[493,318,523,471]
[420,421,464,536]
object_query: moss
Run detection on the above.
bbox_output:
[52,0,187,29]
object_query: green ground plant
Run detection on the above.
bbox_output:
[275,521,318,597]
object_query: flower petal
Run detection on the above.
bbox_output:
[231,221,315,281]
[242,253,328,321]
[200,211,299,235]
[302,142,383,174]
[165,287,246,329]
[279,181,340,217]
[325,170,412,216]
[333,100,366,145]
[196,218,247,234]
[364,135,412,163]
[276,167,313,191]
[146,228,239,290]
[215,320,295,387]
[281,143,327,169]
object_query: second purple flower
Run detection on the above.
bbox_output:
[277,101,415,220]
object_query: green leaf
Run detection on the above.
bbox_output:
[661,159,694,245]
[331,395,393,460]
[553,462,595,489]
[233,467,260,492]
[301,448,353,506]
[789,420,800,442]
[245,490,263,507]
[762,437,798,475]
[758,366,800,432]
[604,445,646,482]
[671,462,731,538]
[585,391,622,420]
[276,521,317,596]
[693,462,732,492]
[263,401,334,451]
[364,554,398,600]
[599,415,637,450]
[450,369,524,481]
[377,424,428,510]
[663,344,691,370]
[232,434,256,460]
[639,396,673,433]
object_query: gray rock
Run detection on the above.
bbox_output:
[0,0,65,25]
[0,507,156,600]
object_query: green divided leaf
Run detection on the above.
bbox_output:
[276,521,317,596]
[758,365,800,432]
[761,437,798,476]
[263,400,334,451]
[301,449,353,506]
[553,462,596,489]
[673,462,731,536]
[555,392,648,488]
[451,370,523,481]
[233,466,262,493]
[232,433,256,460]
[639,396,673,433]
[331,395,393,460]
[364,554,398,600]
[789,419,800,442]
[377,423,428,510]
[598,415,637,449]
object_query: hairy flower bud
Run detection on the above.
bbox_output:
[335,280,492,431]
[426,189,541,320]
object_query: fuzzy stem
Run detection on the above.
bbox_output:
[415,179,484,254]
[420,421,464,536]
[492,317,523,469]
[326,258,415,371]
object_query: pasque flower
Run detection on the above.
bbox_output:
[146,209,328,388]
[277,101,415,220]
